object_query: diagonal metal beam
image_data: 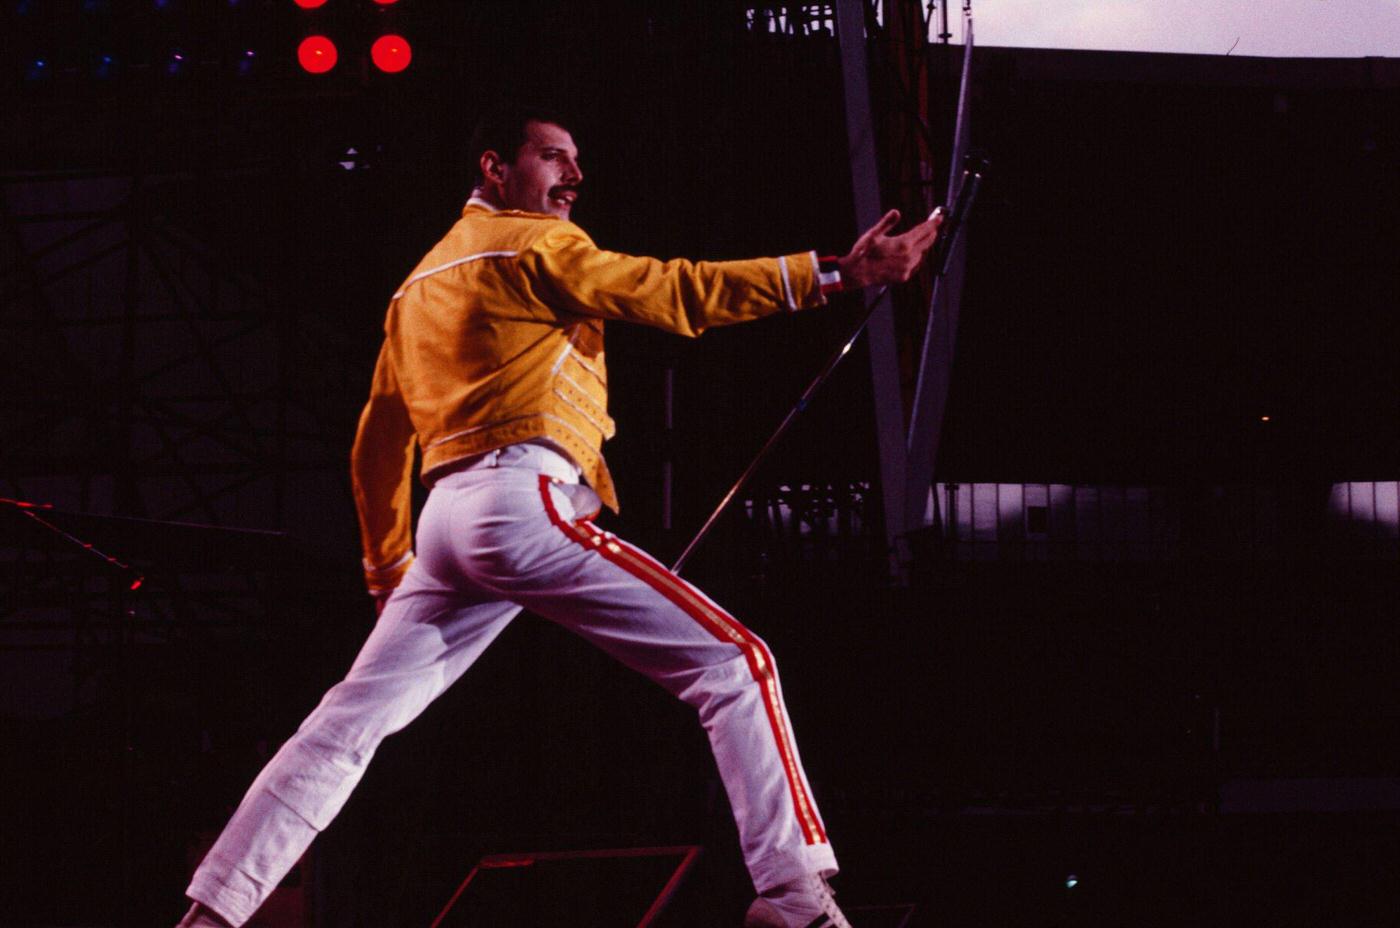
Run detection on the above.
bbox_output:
[905,8,975,534]
[836,0,910,565]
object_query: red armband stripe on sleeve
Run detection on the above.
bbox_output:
[817,255,843,295]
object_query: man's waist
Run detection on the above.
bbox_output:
[428,440,582,488]
[418,411,619,513]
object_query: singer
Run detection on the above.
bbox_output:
[177,105,941,928]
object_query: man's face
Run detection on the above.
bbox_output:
[487,120,583,220]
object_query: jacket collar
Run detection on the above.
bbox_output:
[464,193,499,214]
[464,191,563,222]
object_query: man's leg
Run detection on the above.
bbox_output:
[446,471,837,894]
[185,565,520,926]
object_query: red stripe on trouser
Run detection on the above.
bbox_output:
[537,475,827,845]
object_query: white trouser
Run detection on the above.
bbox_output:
[187,443,836,925]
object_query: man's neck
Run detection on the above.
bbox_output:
[468,188,501,211]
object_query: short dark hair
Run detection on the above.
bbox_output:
[467,104,575,187]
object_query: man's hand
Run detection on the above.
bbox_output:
[837,208,944,290]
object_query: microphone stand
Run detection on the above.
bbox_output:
[670,155,987,575]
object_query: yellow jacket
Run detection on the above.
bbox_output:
[352,197,826,594]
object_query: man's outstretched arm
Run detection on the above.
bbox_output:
[523,209,944,335]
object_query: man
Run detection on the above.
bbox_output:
[178,106,941,928]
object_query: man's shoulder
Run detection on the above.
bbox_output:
[391,213,589,300]
[451,208,587,252]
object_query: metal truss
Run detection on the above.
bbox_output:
[829,0,971,570]
[744,479,879,568]
[0,165,354,700]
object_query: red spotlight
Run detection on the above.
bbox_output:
[371,34,411,73]
[371,0,399,5]
[297,35,337,73]
[293,0,328,9]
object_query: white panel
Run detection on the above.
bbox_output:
[1376,482,1399,539]
[1048,484,1074,539]
[1350,482,1376,532]
[1327,482,1351,521]
[1075,486,1100,540]
[998,482,1024,542]
[1046,484,1074,559]
[973,483,998,543]
[1075,485,1100,560]
[953,484,974,544]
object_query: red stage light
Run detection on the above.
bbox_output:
[371,34,412,73]
[293,0,328,9]
[371,0,399,5]
[298,35,337,73]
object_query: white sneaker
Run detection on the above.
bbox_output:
[743,873,853,928]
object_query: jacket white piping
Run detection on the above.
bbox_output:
[541,412,597,450]
[556,369,609,417]
[549,328,583,376]
[563,347,607,387]
[552,385,614,438]
[425,413,536,449]
[778,255,796,312]
[363,551,413,574]
[393,251,518,299]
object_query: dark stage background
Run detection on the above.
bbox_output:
[2,2,1398,926]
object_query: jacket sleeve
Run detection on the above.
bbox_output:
[524,223,826,337]
[350,341,417,596]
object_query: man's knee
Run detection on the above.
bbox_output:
[671,647,771,715]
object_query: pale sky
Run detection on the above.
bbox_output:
[968,0,1400,57]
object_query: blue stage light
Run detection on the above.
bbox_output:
[236,49,257,77]
[1065,875,1079,889]
[25,57,49,82]
[93,53,117,80]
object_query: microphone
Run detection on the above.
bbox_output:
[930,151,988,276]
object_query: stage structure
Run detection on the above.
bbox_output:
[837,0,977,571]
[0,165,360,660]
[723,2,980,575]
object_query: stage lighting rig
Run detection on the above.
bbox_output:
[370,33,410,73]
[291,0,416,80]
[297,34,338,74]
[24,56,50,83]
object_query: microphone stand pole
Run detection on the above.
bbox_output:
[671,156,986,576]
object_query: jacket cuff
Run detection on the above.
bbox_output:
[778,250,826,311]
[816,254,844,296]
[363,552,413,596]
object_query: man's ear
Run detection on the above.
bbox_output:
[481,150,507,184]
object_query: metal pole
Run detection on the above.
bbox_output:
[835,0,910,571]
[671,280,898,575]
[905,4,977,533]
[671,177,983,577]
